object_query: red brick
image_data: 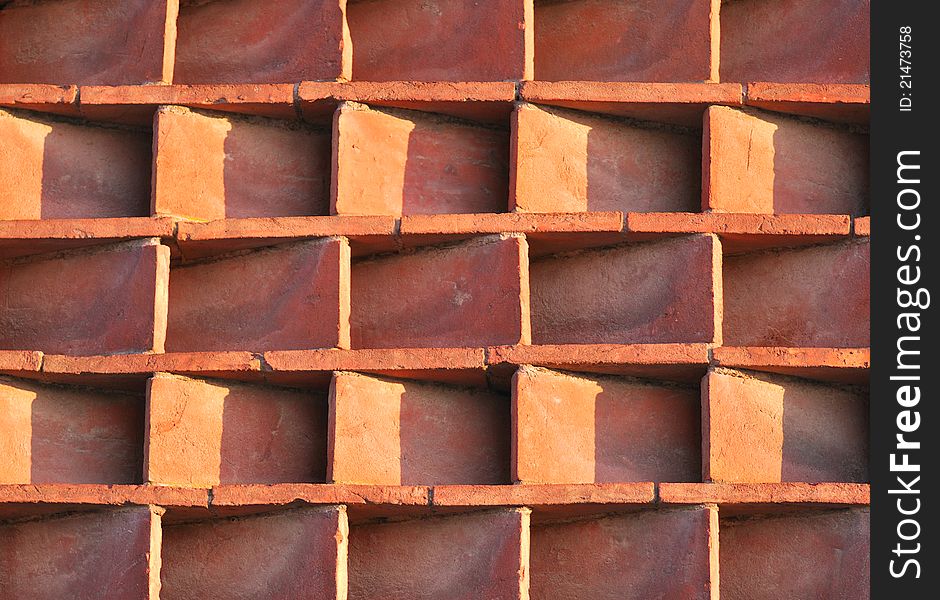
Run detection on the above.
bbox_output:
[349,509,529,600]
[161,506,347,600]
[855,216,870,236]
[745,82,870,125]
[0,0,175,85]
[0,506,161,599]
[0,108,151,219]
[704,369,868,484]
[330,372,509,485]
[720,508,870,599]
[513,367,700,483]
[660,482,870,507]
[535,0,717,82]
[333,102,509,216]
[0,239,169,355]
[712,347,870,385]
[723,239,869,347]
[530,235,721,345]
[721,0,870,84]
[0,377,143,485]
[173,0,349,83]
[347,0,530,81]
[0,217,175,261]
[511,103,700,213]
[351,235,530,348]
[703,106,868,215]
[166,238,349,352]
[153,106,331,220]
[145,374,328,487]
[530,506,717,600]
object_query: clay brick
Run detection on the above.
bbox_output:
[513,367,700,484]
[0,239,169,355]
[173,0,349,83]
[703,106,869,215]
[530,506,717,599]
[333,102,510,216]
[145,374,328,487]
[0,108,151,219]
[166,238,350,352]
[153,106,331,220]
[530,235,721,345]
[351,235,530,348]
[330,372,509,485]
[347,0,531,81]
[744,82,870,125]
[721,0,870,84]
[534,0,717,82]
[723,239,869,347]
[660,482,870,507]
[161,506,347,600]
[0,506,161,599]
[704,369,867,484]
[0,217,175,261]
[511,103,700,213]
[712,346,870,385]
[720,508,870,599]
[349,509,529,600]
[0,0,175,85]
[0,377,143,485]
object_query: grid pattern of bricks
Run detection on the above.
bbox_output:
[1,1,869,598]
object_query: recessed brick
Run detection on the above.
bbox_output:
[704,369,868,483]
[0,506,161,600]
[161,506,347,600]
[530,506,717,599]
[0,0,175,85]
[0,108,151,219]
[530,235,721,345]
[173,0,350,83]
[723,239,869,347]
[721,0,870,84]
[0,239,170,355]
[153,106,331,220]
[347,0,530,81]
[703,106,869,215]
[513,367,700,484]
[330,372,510,485]
[333,102,510,216]
[720,508,870,599]
[352,235,530,348]
[512,102,700,213]
[349,509,529,600]
[166,238,350,352]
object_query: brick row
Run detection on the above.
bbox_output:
[0,0,869,85]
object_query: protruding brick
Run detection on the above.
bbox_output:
[347,0,531,81]
[0,506,161,599]
[349,509,529,600]
[704,369,867,483]
[0,108,151,219]
[352,235,530,348]
[530,507,718,599]
[511,103,699,213]
[534,0,717,82]
[161,506,347,600]
[513,367,700,484]
[0,239,169,355]
[166,238,350,352]
[720,508,870,599]
[723,239,869,347]
[530,235,721,345]
[333,102,509,216]
[145,374,328,488]
[173,0,350,83]
[721,0,870,84]
[0,0,176,85]
[704,106,868,215]
[330,372,509,485]
[153,106,331,220]
[0,377,143,485]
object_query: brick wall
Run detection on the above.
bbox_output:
[0,1,869,598]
